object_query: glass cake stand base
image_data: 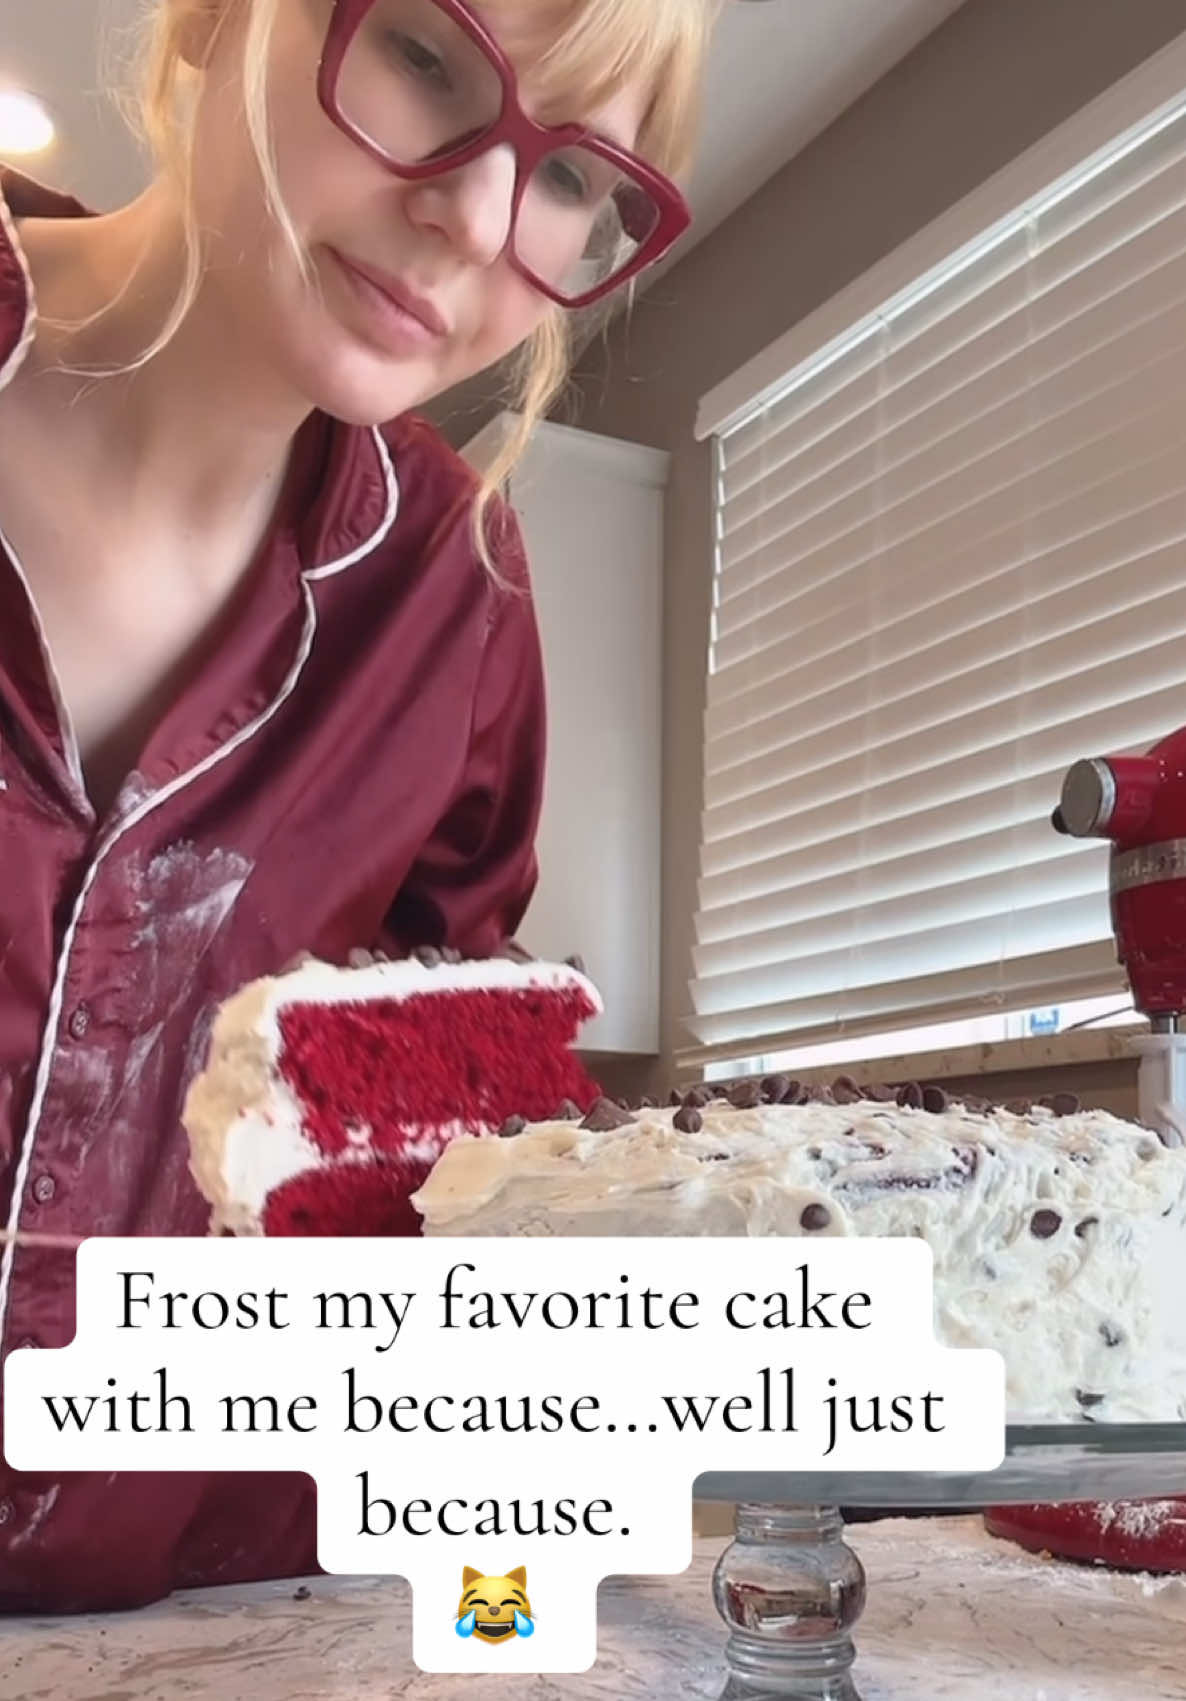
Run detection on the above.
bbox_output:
[696,1424,1186,1700]
[712,1504,864,1699]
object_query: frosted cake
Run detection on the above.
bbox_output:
[410,1080,1186,1426]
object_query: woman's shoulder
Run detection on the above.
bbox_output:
[375,411,530,592]
[378,410,481,512]
[0,170,92,391]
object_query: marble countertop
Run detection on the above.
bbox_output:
[6,1516,1186,1701]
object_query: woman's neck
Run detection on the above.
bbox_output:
[12,181,309,554]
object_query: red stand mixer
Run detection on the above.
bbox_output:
[1049,731,1186,1145]
[985,730,1186,1573]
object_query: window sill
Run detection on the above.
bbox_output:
[788,1024,1145,1090]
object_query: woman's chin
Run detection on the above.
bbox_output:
[300,358,442,429]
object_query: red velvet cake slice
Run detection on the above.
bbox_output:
[183,955,602,1236]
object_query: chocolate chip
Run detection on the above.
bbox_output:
[896,1082,924,1110]
[638,1096,658,1109]
[1100,1322,1123,1348]
[1076,1390,1105,1410]
[729,1079,763,1109]
[761,1073,791,1103]
[413,945,443,967]
[1004,1098,1033,1116]
[1040,1092,1080,1117]
[565,954,588,976]
[959,1094,992,1115]
[922,1085,949,1114]
[293,1585,312,1601]
[831,1075,862,1105]
[1074,1216,1098,1238]
[799,1203,831,1232]
[668,1089,683,1105]
[865,1083,897,1102]
[580,1098,635,1132]
[497,939,534,962]
[685,1086,712,1108]
[497,1115,527,1138]
[440,946,463,964]
[555,1099,583,1120]
[1030,1209,1062,1239]
[673,1103,703,1134]
[783,1080,809,1104]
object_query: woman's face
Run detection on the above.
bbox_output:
[188,0,651,426]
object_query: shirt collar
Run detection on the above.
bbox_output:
[0,167,397,575]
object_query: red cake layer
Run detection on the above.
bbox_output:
[263,1155,426,1237]
[277,984,601,1157]
[985,1500,1186,1572]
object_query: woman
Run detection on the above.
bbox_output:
[0,0,712,1610]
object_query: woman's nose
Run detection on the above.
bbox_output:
[405,143,518,267]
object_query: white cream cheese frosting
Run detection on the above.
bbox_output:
[410,1094,1186,1426]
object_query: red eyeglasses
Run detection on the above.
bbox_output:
[317,0,692,308]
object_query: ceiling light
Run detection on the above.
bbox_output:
[0,90,55,156]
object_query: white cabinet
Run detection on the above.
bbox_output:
[462,413,668,1054]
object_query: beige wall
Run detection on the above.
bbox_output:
[433,0,1186,1092]
[579,0,1186,1090]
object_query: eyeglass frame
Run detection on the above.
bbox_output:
[317,0,693,308]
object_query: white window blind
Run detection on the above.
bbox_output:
[682,93,1186,1073]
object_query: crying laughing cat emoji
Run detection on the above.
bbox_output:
[455,1566,535,1643]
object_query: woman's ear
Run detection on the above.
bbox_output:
[174,0,235,70]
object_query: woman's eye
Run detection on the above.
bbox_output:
[542,156,591,205]
[387,31,451,88]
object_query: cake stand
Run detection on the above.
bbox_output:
[693,1422,1186,1699]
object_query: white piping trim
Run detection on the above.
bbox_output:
[305,427,399,580]
[0,425,401,1341]
[0,520,88,806]
[0,188,37,395]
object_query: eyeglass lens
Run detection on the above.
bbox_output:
[336,0,661,298]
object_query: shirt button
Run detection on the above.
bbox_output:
[0,1499,13,1526]
[68,1004,91,1040]
[32,1174,56,1205]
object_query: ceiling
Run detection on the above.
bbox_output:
[1,0,967,246]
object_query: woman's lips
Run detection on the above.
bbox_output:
[328,248,451,352]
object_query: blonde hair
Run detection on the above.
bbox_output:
[122,0,716,570]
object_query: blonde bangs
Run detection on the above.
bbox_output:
[484,0,716,178]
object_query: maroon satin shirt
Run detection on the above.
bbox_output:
[0,171,545,1610]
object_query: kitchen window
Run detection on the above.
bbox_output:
[683,36,1186,1079]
